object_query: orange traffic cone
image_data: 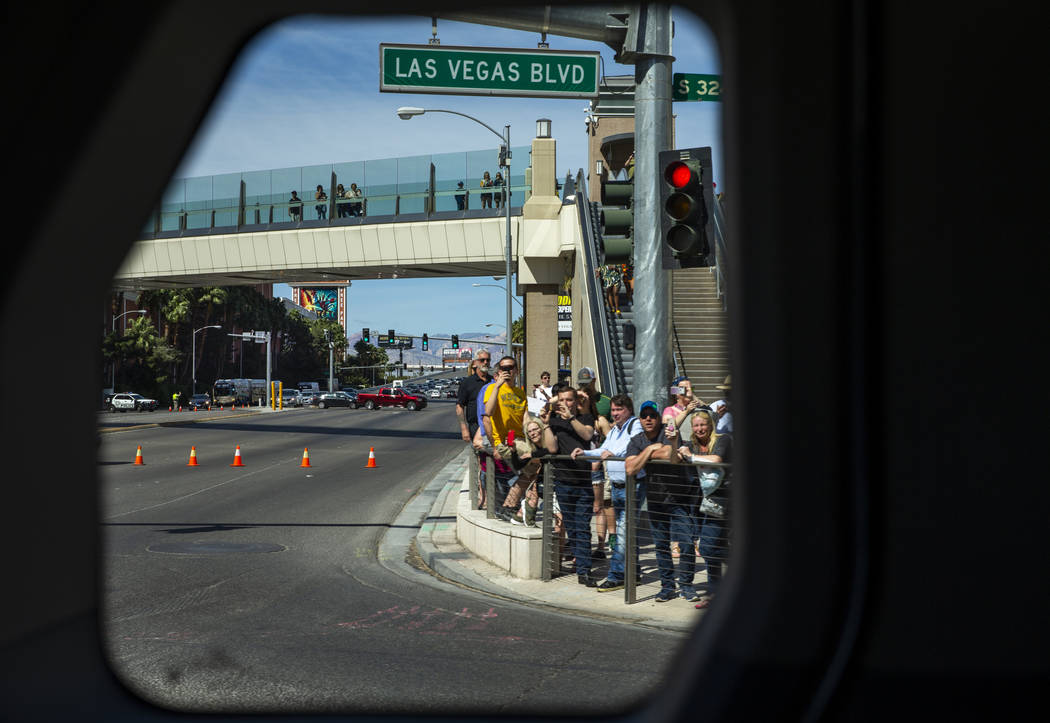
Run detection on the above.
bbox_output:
[230,445,245,467]
[133,445,145,465]
[365,447,377,468]
[187,446,199,466]
[300,448,312,468]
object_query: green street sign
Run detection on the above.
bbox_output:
[672,73,723,102]
[380,44,600,99]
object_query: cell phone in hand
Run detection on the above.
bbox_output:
[669,386,682,395]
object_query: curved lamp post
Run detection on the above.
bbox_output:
[110,309,147,389]
[398,106,513,358]
[473,283,523,308]
[192,325,222,395]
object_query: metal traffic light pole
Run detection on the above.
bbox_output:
[630,4,674,407]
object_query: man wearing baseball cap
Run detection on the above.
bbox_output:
[625,399,693,602]
[576,366,612,420]
[711,375,733,435]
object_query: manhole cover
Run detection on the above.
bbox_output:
[147,541,286,555]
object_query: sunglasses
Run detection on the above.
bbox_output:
[499,365,516,372]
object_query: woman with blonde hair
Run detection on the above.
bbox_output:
[676,407,732,607]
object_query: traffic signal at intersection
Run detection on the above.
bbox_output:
[387,329,395,345]
[362,328,370,344]
[658,146,714,268]
[422,333,429,351]
[451,334,459,349]
[598,176,633,264]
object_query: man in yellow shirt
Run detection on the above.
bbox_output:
[483,356,528,521]
[483,356,528,445]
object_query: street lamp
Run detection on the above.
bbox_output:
[192,325,222,396]
[398,106,514,357]
[110,309,147,389]
[472,283,523,308]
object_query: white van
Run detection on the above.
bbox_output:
[391,379,404,389]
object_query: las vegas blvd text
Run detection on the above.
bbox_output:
[392,56,588,86]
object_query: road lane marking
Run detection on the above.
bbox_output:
[103,458,291,519]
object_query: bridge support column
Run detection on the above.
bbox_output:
[522,285,559,392]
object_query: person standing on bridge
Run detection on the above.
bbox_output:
[314,184,328,220]
[479,171,493,209]
[335,184,349,218]
[347,183,363,217]
[492,171,505,210]
[288,190,302,222]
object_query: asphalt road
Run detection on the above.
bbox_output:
[99,401,683,715]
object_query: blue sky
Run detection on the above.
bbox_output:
[172,8,721,340]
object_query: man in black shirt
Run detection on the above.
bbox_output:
[625,400,694,602]
[457,352,492,443]
[457,352,492,508]
[543,384,598,586]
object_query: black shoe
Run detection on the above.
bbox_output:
[596,579,624,592]
[592,548,606,560]
[578,573,599,587]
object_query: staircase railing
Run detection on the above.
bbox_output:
[711,194,730,310]
[574,170,619,397]
[672,321,687,380]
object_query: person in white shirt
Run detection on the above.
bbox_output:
[570,393,643,592]
[711,375,733,434]
[533,370,553,403]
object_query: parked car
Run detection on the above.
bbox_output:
[109,393,157,412]
[300,391,321,406]
[427,388,441,399]
[445,387,458,398]
[187,393,211,410]
[315,391,357,409]
[356,387,428,411]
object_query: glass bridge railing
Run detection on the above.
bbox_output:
[143,146,532,235]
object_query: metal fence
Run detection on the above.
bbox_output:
[467,448,731,604]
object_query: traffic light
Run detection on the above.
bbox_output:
[598,175,633,264]
[658,146,714,268]
[362,328,370,344]
[387,329,395,345]
[422,333,429,351]
[451,334,459,349]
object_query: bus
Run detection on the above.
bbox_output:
[212,378,251,405]
[249,379,268,405]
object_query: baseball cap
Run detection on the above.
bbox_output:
[577,366,596,384]
[638,400,660,418]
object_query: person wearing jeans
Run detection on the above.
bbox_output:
[572,393,641,592]
[624,400,689,602]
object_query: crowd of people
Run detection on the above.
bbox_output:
[285,171,508,221]
[456,353,734,609]
[286,183,364,221]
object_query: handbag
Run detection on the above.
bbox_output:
[696,461,726,518]
[699,495,726,518]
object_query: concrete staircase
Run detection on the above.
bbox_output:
[670,268,730,403]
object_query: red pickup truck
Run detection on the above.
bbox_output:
[356,387,428,411]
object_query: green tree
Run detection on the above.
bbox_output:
[102,316,178,394]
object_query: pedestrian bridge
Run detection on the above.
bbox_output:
[112,146,541,290]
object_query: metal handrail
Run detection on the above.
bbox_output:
[711,194,730,310]
[573,169,619,396]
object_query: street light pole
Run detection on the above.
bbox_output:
[397,106,513,358]
[110,309,147,390]
[192,325,222,396]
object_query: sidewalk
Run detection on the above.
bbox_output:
[414,448,705,633]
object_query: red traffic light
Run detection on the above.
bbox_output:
[666,161,694,188]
